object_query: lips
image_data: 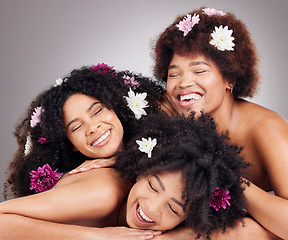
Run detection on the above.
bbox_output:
[90,129,111,146]
[177,91,202,107]
[135,202,155,225]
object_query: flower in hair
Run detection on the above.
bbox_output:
[123,75,140,90]
[30,107,43,128]
[176,13,200,37]
[54,78,64,87]
[210,187,231,211]
[37,135,47,144]
[124,89,149,120]
[136,137,157,158]
[30,164,62,193]
[202,8,226,16]
[92,63,117,75]
[210,25,235,51]
[24,134,32,156]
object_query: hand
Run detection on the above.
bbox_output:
[69,156,116,174]
[158,91,178,116]
[95,227,163,240]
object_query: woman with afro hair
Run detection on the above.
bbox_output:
[3,63,162,199]
[1,112,248,240]
[154,6,287,239]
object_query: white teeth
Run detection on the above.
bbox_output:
[180,93,201,102]
[91,130,111,146]
[137,204,154,223]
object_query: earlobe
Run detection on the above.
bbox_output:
[72,146,79,152]
[226,83,234,94]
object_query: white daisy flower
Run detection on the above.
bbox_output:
[54,78,64,87]
[136,137,157,158]
[124,89,149,120]
[24,134,32,156]
[210,25,235,51]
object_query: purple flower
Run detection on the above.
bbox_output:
[37,135,47,144]
[30,107,43,128]
[210,187,231,211]
[175,14,200,37]
[30,164,62,193]
[123,75,140,89]
[92,63,117,75]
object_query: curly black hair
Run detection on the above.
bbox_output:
[3,65,163,199]
[115,112,249,239]
[153,7,260,98]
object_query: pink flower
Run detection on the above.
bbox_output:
[30,107,43,128]
[92,63,117,75]
[210,187,231,211]
[37,135,47,144]
[30,164,62,193]
[123,75,140,89]
[202,8,226,17]
[176,14,200,37]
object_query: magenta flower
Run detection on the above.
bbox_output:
[210,187,231,211]
[37,135,47,144]
[30,107,43,128]
[123,75,140,89]
[92,63,117,75]
[202,8,226,16]
[175,13,200,37]
[30,164,62,193]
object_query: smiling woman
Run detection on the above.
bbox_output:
[63,94,124,159]
[126,171,187,230]
[154,7,288,239]
[0,112,248,240]
[114,113,248,238]
[3,64,161,199]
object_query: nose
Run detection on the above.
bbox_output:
[85,121,101,136]
[146,196,163,218]
[176,72,194,88]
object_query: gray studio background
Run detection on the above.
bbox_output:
[1,0,287,202]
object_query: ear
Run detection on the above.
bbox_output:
[226,82,234,94]
[72,146,79,152]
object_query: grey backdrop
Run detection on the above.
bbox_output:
[1,0,287,202]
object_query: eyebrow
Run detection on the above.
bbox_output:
[153,175,165,191]
[168,60,211,70]
[66,101,101,130]
[153,175,184,208]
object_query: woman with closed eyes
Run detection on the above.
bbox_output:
[1,113,248,240]
[154,7,287,239]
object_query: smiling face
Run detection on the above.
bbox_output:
[63,93,124,158]
[126,171,187,231]
[166,53,231,118]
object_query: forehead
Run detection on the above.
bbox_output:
[64,93,100,109]
[170,53,212,65]
[63,94,101,119]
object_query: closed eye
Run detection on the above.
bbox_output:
[72,124,82,132]
[168,204,179,215]
[168,73,180,78]
[92,107,103,117]
[195,70,207,74]
[148,180,158,193]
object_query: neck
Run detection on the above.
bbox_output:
[210,94,238,134]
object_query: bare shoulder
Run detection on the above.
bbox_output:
[56,168,130,207]
[56,168,123,186]
[237,100,288,135]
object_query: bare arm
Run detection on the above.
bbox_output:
[0,168,161,239]
[244,114,288,239]
[152,218,281,240]
[0,214,161,240]
[0,168,128,224]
